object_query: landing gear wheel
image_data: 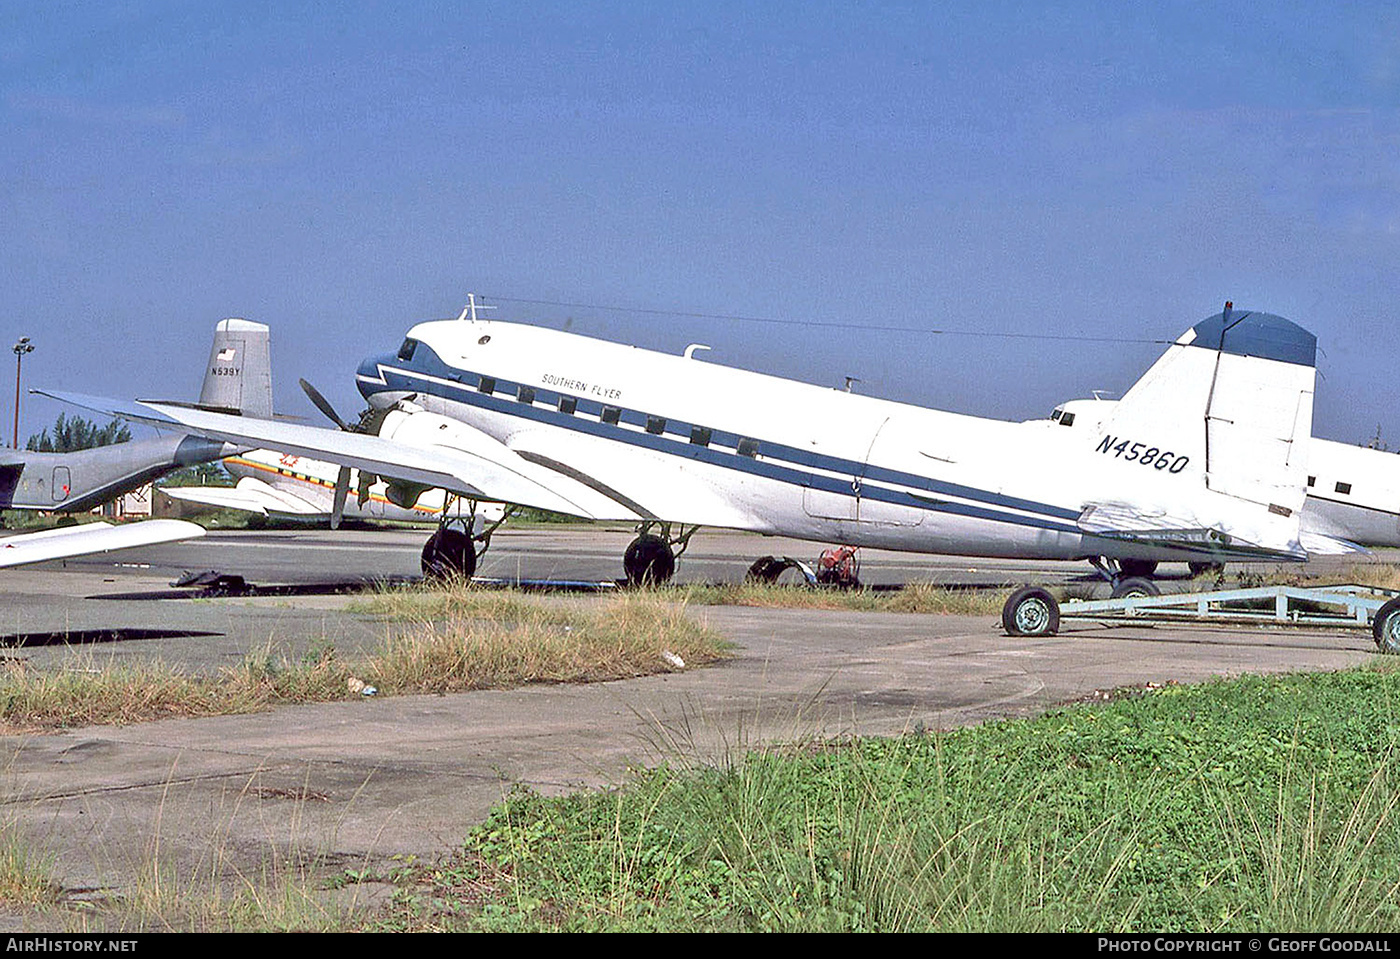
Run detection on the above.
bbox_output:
[1110,577,1160,599]
[1002,586,1060,636]
[421,528,477,581]
[1118,559,1158,579]
[1372,599,1400,654]
[624,534,675,587]
[1188,562,1225,578]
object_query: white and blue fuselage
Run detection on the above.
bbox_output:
[353,312,1313,565]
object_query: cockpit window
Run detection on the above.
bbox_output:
[1051,409,1063,421]
[1059,412,1075,427]
[397,338,418,361]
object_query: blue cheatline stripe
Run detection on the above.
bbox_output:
[364,357,1304,560]
[361,343,1084,524]
[366,359,1087,536]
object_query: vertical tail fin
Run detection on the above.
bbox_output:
[199,318,273,417]
[1081,306,1316,556]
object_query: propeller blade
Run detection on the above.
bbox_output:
[299,378,351,431]
[331,465,351,530]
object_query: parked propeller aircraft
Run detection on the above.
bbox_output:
[1041,397,1400,577]
[40,301,1339,590]
[162,448,506,539]
[0,317,275,567]
[0,318,268,515]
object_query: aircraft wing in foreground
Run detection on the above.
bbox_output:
[41,302,1325,586]
[0,519,205,569]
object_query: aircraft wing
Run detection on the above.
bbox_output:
[36,390,607,520]
[505,427,767,529]
[161,477,325,517]
[0,519,205,569]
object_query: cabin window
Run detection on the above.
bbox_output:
[690,426,712,447]
[1335,481,1352,495]
[601,405,621,425]
[558,396,577,415]
[737,437,760,458]
[517,385,536,405]
[646,415,666,435]
[477,375,495,394]
[1058,412,1075,427]
[397,338,418,361]
[1307,476,1315,487]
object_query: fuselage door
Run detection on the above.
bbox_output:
[52,467,70,503]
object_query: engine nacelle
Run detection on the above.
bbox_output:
[385,482,430,509]
[375,405,499,453]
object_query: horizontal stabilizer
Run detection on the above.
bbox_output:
[162,477,324,516]
[1298,531,1370,557]
[1078,502,1307,561]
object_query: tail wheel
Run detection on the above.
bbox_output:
[1118,559,1158,578]
[421,528,477,581]
[624,534,675,587]
[1002,586,1060,636]
[1110,576,1161,599]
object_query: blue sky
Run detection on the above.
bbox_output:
[3,1,1399,445]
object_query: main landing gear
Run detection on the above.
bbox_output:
[420,500,512,580]
[623,522,699,586]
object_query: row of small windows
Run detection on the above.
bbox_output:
[1307,476,1353,495]
[479,374,759,458]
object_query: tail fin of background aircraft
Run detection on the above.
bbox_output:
[198,318,273,417]
[1091,304,1315,524]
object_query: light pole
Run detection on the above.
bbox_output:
[12,337,33,449]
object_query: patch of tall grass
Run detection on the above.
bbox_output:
[0,593,729,730]
[0,820,60,909]
[672,581,1005,615]
[377,664,1400,931]
[355,580,1007,617]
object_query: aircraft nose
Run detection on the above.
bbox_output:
[356,352,395,401]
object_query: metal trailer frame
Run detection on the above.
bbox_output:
[1000,583,1400,654]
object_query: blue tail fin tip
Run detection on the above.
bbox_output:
[1189,309,1316,368]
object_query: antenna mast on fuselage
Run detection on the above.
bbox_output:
[456,293,498,322]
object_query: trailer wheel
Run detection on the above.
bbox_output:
[1002,586,1060,636]
[1111,577,1161,599]
[1372,599,1400,654]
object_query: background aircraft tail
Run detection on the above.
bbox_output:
[198,318,273,417]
